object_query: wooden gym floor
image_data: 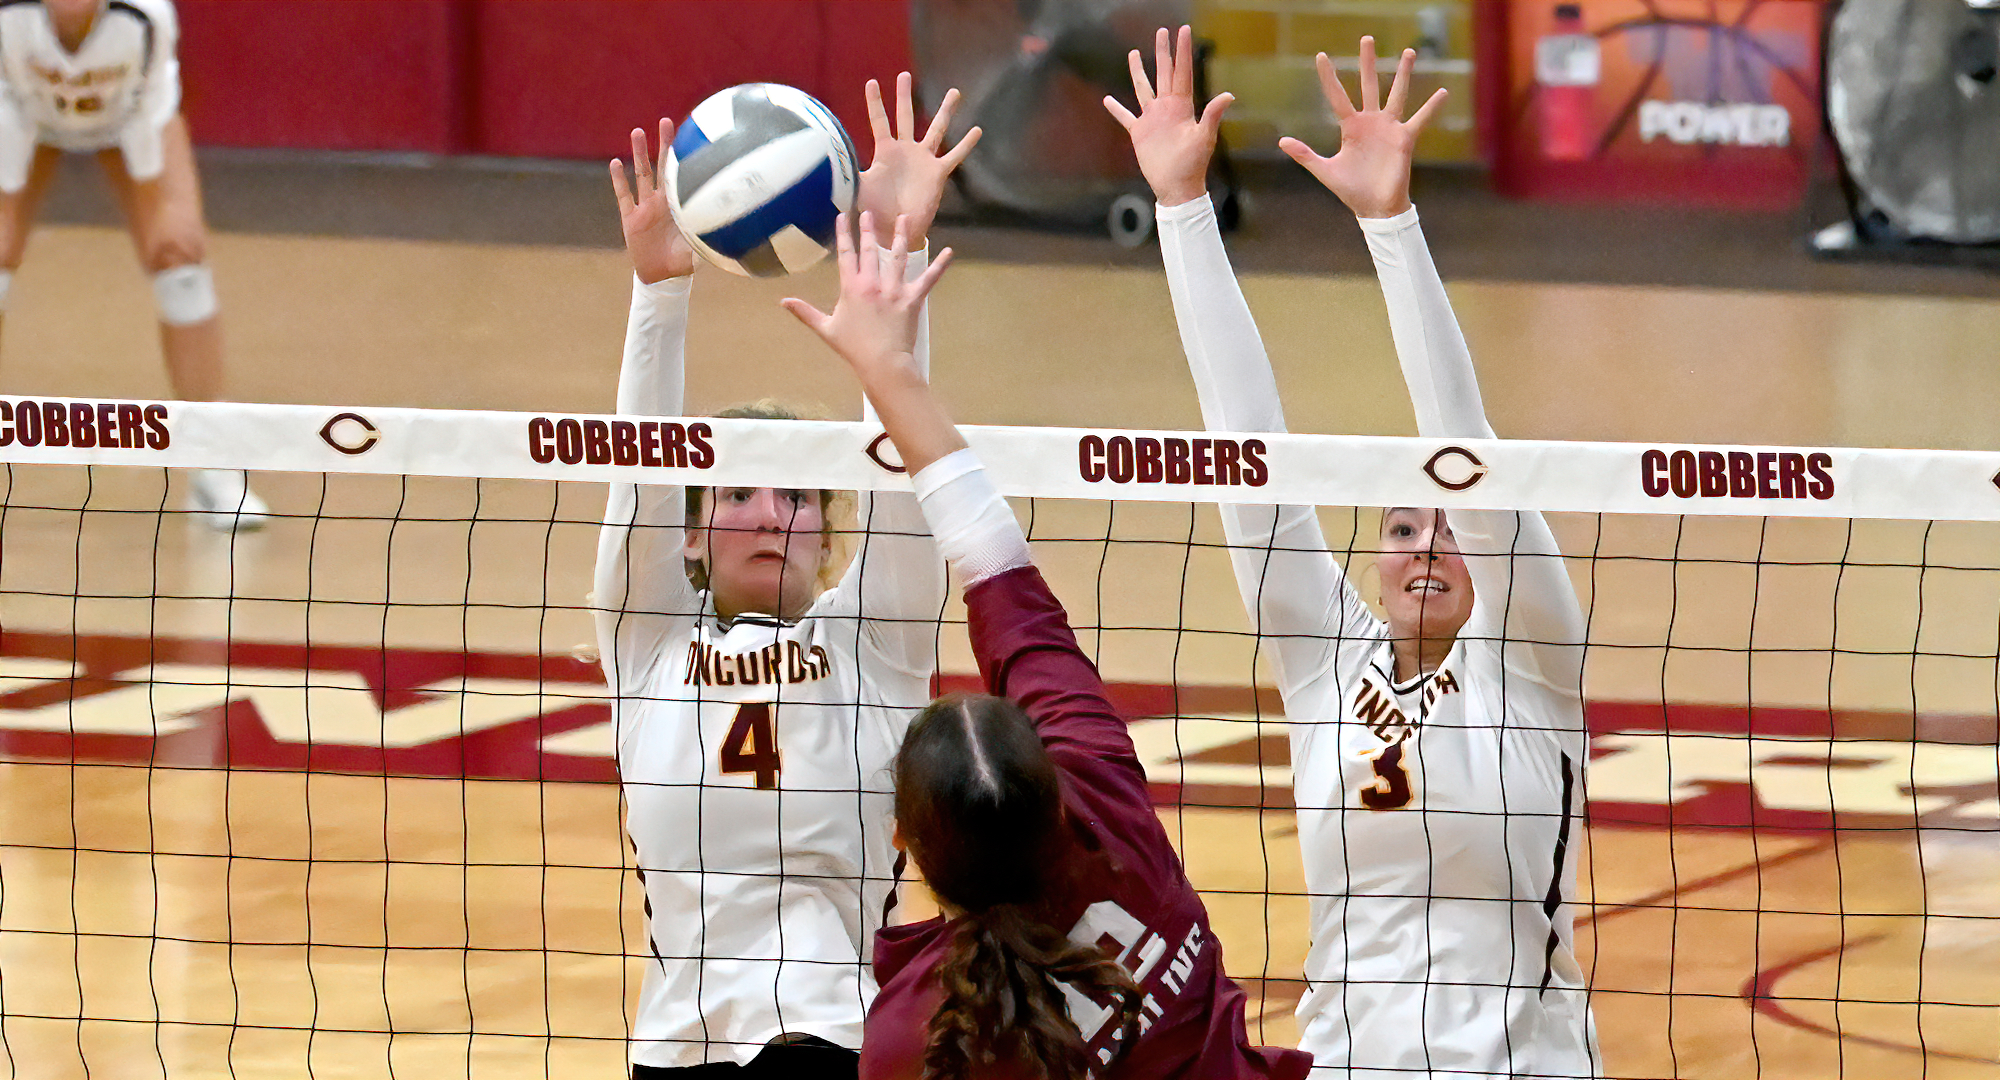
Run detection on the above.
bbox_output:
[0,157,1996,1079]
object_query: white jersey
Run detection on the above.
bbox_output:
[594,266,945,1069]
[1158,197,1601,1080]
[0,0,180,188]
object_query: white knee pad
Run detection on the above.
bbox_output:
[0,270,12,313]
[153,264,217,326]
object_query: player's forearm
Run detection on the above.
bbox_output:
[1360,207,1494,440]
[619,275,690,417]
[1157,195,1287,434]
[860,367,966,479]
[600,274,697,619]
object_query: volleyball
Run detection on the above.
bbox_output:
[666,83,858,277]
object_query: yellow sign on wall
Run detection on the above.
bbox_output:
[1197,0,1477,163]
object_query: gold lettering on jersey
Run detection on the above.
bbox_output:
[31,62,129,88]
[683,640,832,687]
[1353,682,1408,742]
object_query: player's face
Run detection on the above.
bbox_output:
[1376,508,1474,645]
[685,487,829,621]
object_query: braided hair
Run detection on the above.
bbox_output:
[894,694,1142,1079]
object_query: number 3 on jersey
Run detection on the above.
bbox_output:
[1360,736,1413,810]
[720,702,781,789]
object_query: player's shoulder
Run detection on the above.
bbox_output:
[105,0,177,37]
[0,1,42,30]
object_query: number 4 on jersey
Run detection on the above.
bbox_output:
[720,702,781,789]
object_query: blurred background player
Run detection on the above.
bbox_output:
[0,0,263,527]
[1111,29,1600,1080]
[597,75,978,1078]
[784,210,1311,1080]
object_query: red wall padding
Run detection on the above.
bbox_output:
[176,0,912,161]
[474,0,911,161]
[178,0,471,153]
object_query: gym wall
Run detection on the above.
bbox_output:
[176,0,912,160]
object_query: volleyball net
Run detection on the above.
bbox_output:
[0,396,1995,1078]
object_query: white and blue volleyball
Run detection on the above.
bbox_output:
[667,83,858,277]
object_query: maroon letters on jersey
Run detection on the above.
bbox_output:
[860,565,1311,1080]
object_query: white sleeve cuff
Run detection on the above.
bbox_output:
[911,446,983,497]
[1355,204,1421,235]
[634,273,692,300]
[911,449,1031,586]
[1153,193,1215,225]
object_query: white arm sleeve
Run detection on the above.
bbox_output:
[1157,195,1381,695]
[594,275,701,697]
[911,449,1030,587]
[117,0,180,183]
[827,244,948,677]
[1360,208,1585,696]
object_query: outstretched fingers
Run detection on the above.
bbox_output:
[1198,91,1234,134]
[1277,136,1316,165]
[655,118,673,184]
[630,126,654,191]
[941,123,982,169]
[909,245,954,304]
[1358,36,1380,112]
[1314,52,1356,119]
[866,78,893,144]
[853,211,885,293]
[1172,24,1196,99]
[882,213,911,284]
[1386,47,1416,117]
[1406,86,1450,135]
[609,155,634,213]
[1127,47,1153,106]
[1103,95,1139,130]
[1278,135,1331,183]
[833,211,859,283]
[779,296,833,337]
[922,85,960,151]
[1154,26,1173,102]
[894,71,916,142]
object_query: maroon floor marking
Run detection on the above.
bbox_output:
[1741,935,2000,1066]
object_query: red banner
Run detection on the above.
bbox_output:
[1486,0,1825,209]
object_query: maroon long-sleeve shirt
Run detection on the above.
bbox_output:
[860,565,1312,1080]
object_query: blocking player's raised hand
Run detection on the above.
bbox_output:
[856,72,981,250]
[1281,37,1447,220]
[782,212,964,473]
[1104,24,1233,208]
[610,118,697,283]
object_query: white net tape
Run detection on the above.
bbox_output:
[2,395,1995,519]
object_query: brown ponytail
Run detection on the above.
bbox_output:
[894,694,1144,1079]
[924,905,1142,1080]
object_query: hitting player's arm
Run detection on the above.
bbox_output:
[924,452,1153,794]
[1158,198,1379,700]
[115,0,181,183]
[826,243,949,679]
[1362,208,1586,695]
[593,275,700,695]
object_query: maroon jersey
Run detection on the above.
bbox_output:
[861,565,1312,1080]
